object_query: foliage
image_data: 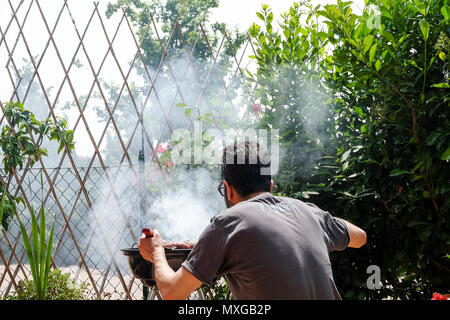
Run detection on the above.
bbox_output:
[1,101,74,174]
[6,269,90,300]
[249,0,449,300]
[204,278,232,300]
[106,0,244,67]
[0,183,22,232]
[248,2,335,193]
[0,101,74,231]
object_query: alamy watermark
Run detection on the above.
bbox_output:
[366,265,381,290]
[170,120,280,175]
[367,14,382,31]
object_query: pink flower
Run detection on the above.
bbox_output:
[157,143,170,153]
[252,103,262,118]
[132,174,138,188]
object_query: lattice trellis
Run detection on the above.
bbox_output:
[0,0,258,299]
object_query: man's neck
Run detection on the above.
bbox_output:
[241,191,269,202]
[228,191,270,208]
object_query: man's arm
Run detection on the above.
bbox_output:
[152,247,203,300]
[138,230,203,300]
[341,219,367,248]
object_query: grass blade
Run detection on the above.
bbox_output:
[17,214,38,296]
[43,223,54,299]
[39,204,46,296]
[30,207,42,298]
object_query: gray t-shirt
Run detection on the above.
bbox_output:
[181,192,349,300]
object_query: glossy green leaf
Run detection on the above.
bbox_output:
[419,19,430,41]
[353,106,364,116]
[363,35,374,54]
[375,59,382,71]
[426,132,442,146]
[256,12,265,21]
[369,43,377,64]
[341,149,351,162]
[361,123,368,133]
[442,6,450,20]
[432,82,450,88]
[441,148,450,161]
[383,31,395,44]
[414,0,427,16]
[389,169,410,177]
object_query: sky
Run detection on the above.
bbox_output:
[0,0,365,159]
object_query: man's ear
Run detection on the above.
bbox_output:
[223,180,233,201]
[270,179,274,193]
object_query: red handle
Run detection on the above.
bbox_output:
[142,228,153,238]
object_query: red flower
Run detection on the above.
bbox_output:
[431,293,449,300]
[252,103,262,118]
[252,103,262,112]
[157,143,170,153]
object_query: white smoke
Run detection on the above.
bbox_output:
[147,167,224,242]
[87,164,224,267]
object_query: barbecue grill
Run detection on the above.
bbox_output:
[121,246,191,287]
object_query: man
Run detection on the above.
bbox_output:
[139,141,367,300]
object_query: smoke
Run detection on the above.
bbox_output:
[86,52,243,264]
[86,166,139,268]
[146,166,224,242]
[87,164,224,267]
[257,63,333,184]
[101,52,251,166]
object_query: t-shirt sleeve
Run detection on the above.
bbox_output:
[306,202,349,252]
[181,218,228,285]
[322,212,350,252]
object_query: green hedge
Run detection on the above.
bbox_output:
[248,0,449,299]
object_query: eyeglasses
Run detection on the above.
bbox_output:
[218,181,225,197]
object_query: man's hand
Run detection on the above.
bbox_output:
[137,229,202,300]
[138,229,165,263]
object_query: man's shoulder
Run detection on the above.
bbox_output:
[275,195,324,211]
[211,194,305,221]
[211,194,324,225]
[213,194,271,220]
[212,206,245,225]
[264,194,316,212]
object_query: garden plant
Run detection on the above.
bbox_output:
[0,102,76,299]
[248,0,449,299]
